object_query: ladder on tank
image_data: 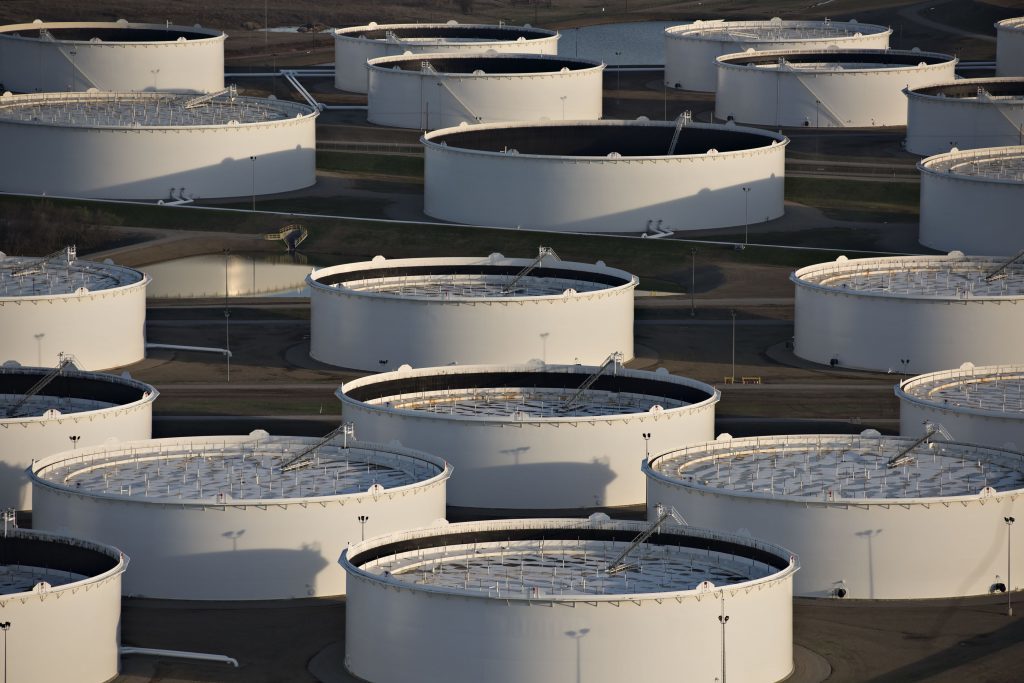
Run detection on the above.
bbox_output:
[12,246,76,277]
[666,111,692,155]
[279,422,355,472]
[183,85,238,110]
[560,351,624,412]
[886,422,952,469]
[606,505,687,575]
[263,224,308,252]
[500,246,560,294]
[4,356,75,418]
[983,249,1024,282]
[421,61,482,123]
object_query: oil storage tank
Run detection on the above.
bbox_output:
[918,146,1024,256]
[646,431,1024,599]
[1,248,148,370]
[665,18,891,92]
[792,254,1024,373]
[308,251,637,371]
[716,49,957,127]
[0,530,127,682]
[0,364,156,509]
[0,89,317,200]
[342,517,798,683]
[423,118,787,233]
[905,78,1024,155]
[30,431,450,600]
[336,360,719,509]
[367,53,603,129]
[996,18,1024,77]
[898,362,1024,449]
[0,19,225,93]
[335,22,559,94]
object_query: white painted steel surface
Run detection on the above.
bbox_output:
[0,530,126,683]
[0,20,224,93]
[665,18,891,92]
[905,79,1024,155]
[792,254,1024,373]
[423,119,787,233]
[0,91,317,200]
[997,18,1024,77]
[918,146,1024,256]
[342,518,797,683]
[308,254,636,370]
[334,22,559,94]
[646,433,1024,599]
[716,49,957,127]
[898,363,1024,449]
[367,53,603,129]
[336,363,719,508]
[30,433,449,600]
[0,254,148,370]
[0,367,156,510]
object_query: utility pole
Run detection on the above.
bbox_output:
[690,248,697,317]
[224,249,231,382]
[1007,516,1016,616]
[730,309,737,381]
[718,593,729,683]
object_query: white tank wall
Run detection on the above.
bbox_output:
[0,533,125,683]
[0,380,156,510]
[996,20,1024,77]
[30,438,448,600]
[716,53,957,127]
[918,156,1024,256]
[0,99,317,200]
[665,21,891,92]
[309,257,636,371]
[334,26,560,94]
[367,57,603,129]
[423,121,787,233]
[0,21,225,93]
[0,274,148,370]
[337,367,719,508]
[905,86,1024,155]
[647,469,1024,599]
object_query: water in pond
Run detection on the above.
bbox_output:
[142,254,312,299]
[557,21,684,66]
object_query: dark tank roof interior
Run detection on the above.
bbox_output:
[0,368,147,406]
[4,27,215,41]
[353,26,551,40]
[0,533,120,578]
[317,264,629,287]
[429,124,777,156]
[383,56,593,74]
[722,50,950,67]
[913,81,1024,97]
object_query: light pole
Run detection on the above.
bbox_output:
[223,249,231,382]
[69,435,80,450]
[742,186,751,245]
[690,248,697,317]
[0,621,9,683]
[264,0,269,51]
[358,515,370,541]
[614,53,622,103]
[69,48,77,91]
[33,333,44,365]
[1007,516,1016,617]
[642,432,651,460]
[815,98,820,128]
[718,592,729,683]
[249,156,256,212]
[730,309,737,382]
[560,95,567,120]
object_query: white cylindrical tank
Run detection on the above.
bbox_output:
[646,431,1024,599]
[0,249,148,370]
[308,251,637,371]
[0,90,317,200]
[792,254,1024,374]
[334,22,560,94]
[665,18,891,92]
[423,119,787,233]
[367,52,603,129]
[336,362,719,509]
[898,362,1024,449]
[0,366,157,510]
[905,79,1024,155]
[918,146,1024,256]
[0,530,126,683]
[0,20,225,94]
[342,517,798,683]
[30,432,450,600]
[716,49,957,127]
[996,18,1024,77]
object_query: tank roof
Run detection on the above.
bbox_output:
[31,434,449,504]
[0,91,315,130]
[369,53,599,74]
[919,146,1024,184]
[343,518,795,600]
[667,18,889,42]
[308,254,635,301]
[336,22,555,41]
[423,119,786,158]
[0,20,223,43]
[0,253,145,298]
[338,363,718,422]
[996,17,1024,32]
[908,77,1024,100]
[0,366,156,420]
[648,433,1024,501]
[899,364,1024,418]
[0,529,124,600]
[718,48,955,69]
[792,255,1024,299]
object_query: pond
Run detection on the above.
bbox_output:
[142,253,313,299]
